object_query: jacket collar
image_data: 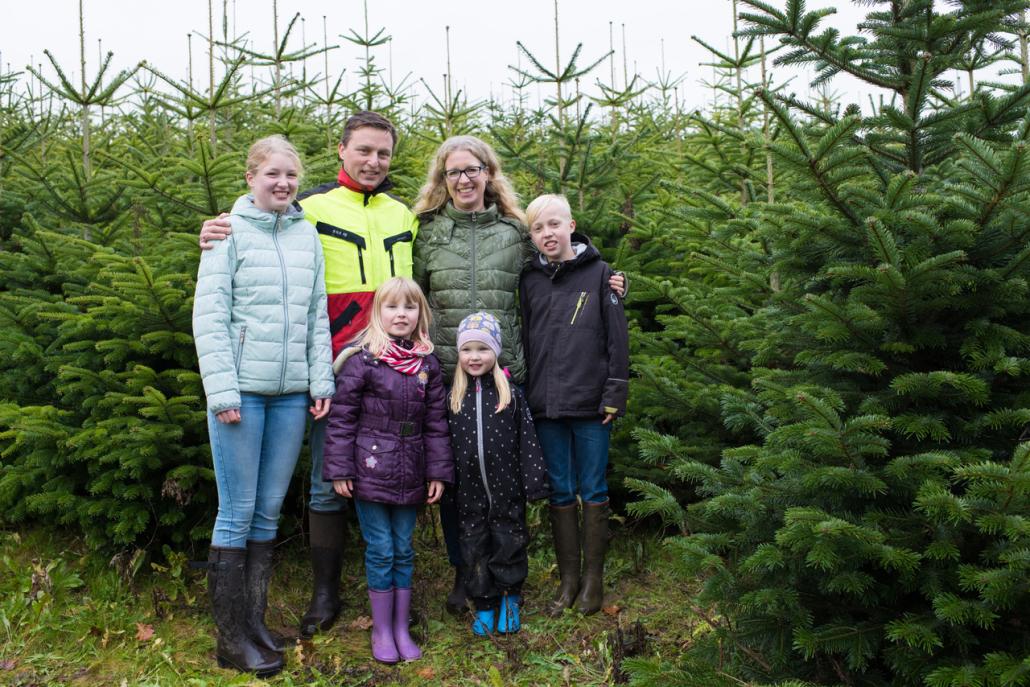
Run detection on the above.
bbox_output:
[442,201,499,225]
[337,167,396,206]
[231,194,307,231]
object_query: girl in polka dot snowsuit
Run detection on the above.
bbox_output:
[447,312,549,635]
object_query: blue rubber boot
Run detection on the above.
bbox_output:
[497,594,521,634]
[472,608,495,637]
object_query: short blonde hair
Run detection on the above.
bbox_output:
[413,135,525,223]
[525,193,572,229]
[246,135,304,178]
[355,277,434,358]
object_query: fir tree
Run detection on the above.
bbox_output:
[627,1,1030,685]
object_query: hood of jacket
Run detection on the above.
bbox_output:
[527,231,601,279]
[231,194,308,231]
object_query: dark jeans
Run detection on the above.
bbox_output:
[535,418,611,506]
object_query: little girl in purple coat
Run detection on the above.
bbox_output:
[322,276,454,663]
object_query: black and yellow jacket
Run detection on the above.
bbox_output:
[297,172,418,355]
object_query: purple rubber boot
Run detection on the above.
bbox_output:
[392,588,421,660]
[368,589,399,664]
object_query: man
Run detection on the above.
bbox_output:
[199,111,418,638]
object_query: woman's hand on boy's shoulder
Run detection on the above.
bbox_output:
[609,272,626,298]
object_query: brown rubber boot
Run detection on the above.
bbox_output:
[574,500,609,615]
[299,510,347,638]
[548,503,581,617]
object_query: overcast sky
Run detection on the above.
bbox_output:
[0,0,935,113]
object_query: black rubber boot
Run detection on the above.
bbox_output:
[208,546,283,677]
[548,503,581,616]
[445,565,470,616]
[574,501,609,615]
[299,510,347,638]
[245,539,285,652]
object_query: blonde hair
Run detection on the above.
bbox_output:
[525,193,572,229]
[413,135,526,223]
[246,134,304,178]
[355,277,434,358]
[449,360,512,415]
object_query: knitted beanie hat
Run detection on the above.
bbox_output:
[457,312,502,357]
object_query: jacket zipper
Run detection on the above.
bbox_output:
[235,325,247,374]
[470,212,478,310]
[475,378,493,512]
[272,214,289,394]
[570,292,589,325]
[383,230,413,277]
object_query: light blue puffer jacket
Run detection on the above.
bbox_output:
[193,195,335,413]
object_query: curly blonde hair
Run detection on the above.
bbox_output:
[413,135,525,223]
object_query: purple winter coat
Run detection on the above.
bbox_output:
[323,347,454,505]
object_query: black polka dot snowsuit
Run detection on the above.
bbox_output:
[448,375,549,609]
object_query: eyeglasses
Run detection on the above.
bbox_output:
[444,165,486,181]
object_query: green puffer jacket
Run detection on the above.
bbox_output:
[414,203,530,384]
[193,195,335,414]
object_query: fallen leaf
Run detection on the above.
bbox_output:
[416,667,436,679]
[348,615,374,631]
[602,605,621,616]
[135,622,155,642]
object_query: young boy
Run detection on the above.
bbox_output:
[519,194,630,616]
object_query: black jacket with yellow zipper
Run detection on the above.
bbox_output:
[519,232,630,420]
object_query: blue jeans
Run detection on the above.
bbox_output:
[307,417,349,513]
[535,418,611,506]
[208,392,309,547]
[354,499,417,591]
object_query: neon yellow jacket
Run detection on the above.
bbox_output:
[297,175,417,354]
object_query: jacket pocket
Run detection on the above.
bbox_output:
[355,434,397,481]
[383,230,414,278]
[234,325,248,374]
[316,222,369,285]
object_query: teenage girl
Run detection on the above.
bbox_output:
[193,135,334,676]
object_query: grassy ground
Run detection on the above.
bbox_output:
[0,507,704,686]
